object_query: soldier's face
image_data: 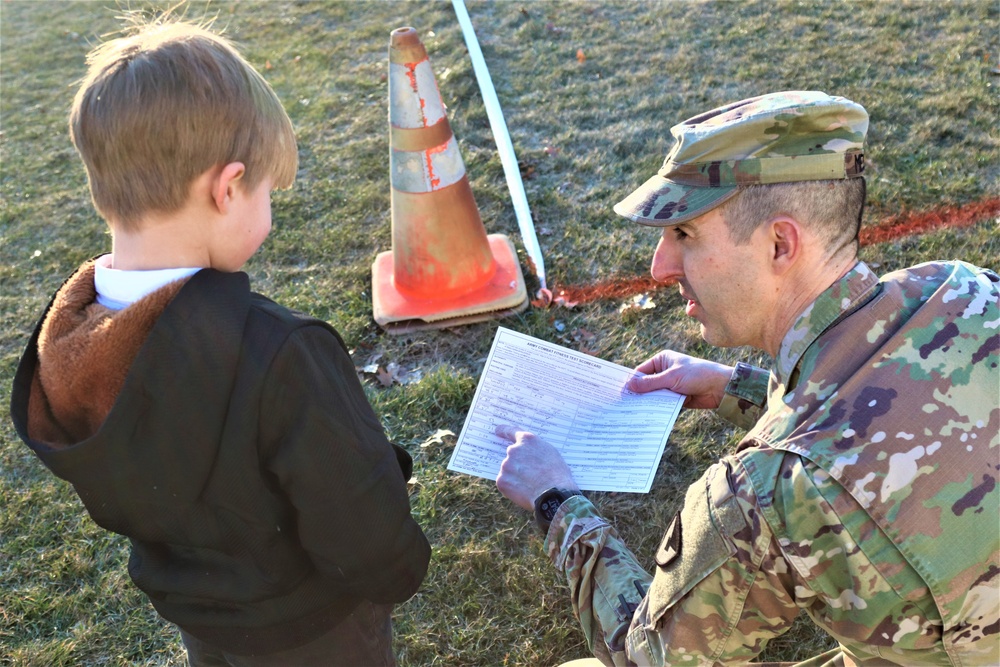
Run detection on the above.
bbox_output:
[650,207,770,349]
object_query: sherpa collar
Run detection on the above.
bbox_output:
[28,259,189,446]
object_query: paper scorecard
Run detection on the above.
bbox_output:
[447,327,684,493]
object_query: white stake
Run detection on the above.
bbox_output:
[451,0,547,292]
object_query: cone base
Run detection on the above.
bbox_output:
[374,300,529,335]
[372,234,528,333]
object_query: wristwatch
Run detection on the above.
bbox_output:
[533,487,583,533]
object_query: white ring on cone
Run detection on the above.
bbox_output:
[391,135,467,193]
[389,60,446,128]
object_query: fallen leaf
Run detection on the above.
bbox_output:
[420,429,456,448]
[359,353,384,375]
[634,294,656,309]
[377,361,422,385]
[376,367,395,387]
[618,293,656,314]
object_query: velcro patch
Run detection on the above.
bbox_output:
[646,463,740,625]
[655,511,682,567]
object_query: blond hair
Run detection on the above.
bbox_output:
[69,20,297,230]
[719,178,866,257]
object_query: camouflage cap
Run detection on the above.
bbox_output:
[614,91,869,226]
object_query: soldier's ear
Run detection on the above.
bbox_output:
[767,216,802,274]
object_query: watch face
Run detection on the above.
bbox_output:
[535,488,580,530]
[541,498,560,520]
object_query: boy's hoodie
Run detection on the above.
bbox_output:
[11,259,430,654]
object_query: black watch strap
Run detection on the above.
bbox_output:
[533,487,583,533]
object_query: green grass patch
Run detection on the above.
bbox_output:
[2,0,997,665]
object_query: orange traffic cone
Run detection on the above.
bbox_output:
[371,26,528,333]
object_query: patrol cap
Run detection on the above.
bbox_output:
[613,91,869,226]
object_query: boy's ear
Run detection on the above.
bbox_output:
[211,162,246,214]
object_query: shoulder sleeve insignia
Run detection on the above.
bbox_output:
[655,511,682,567]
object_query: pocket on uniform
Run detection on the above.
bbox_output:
[646,464,740,626]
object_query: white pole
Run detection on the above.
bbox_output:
[451,0,547,292]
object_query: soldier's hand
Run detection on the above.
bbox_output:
[627,350,732,410]
[495,425,578,511]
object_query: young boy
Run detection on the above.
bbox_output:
[9,19,430,666]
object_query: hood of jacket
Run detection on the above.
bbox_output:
[12,261,249,509]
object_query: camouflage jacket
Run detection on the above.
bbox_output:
[545,261,1000,666]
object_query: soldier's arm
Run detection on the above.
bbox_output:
[715,361,769,429]
[546,458,802,666]
[625,460,801,664]
[629,352,768,429]
[544,494,654,666]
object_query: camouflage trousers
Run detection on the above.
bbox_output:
[558,646,862,667]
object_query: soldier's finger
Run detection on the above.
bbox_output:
[633,355,662,375]
[494,424,518,441]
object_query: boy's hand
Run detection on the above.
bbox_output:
[627,350,733,410]
[495,425,578,511]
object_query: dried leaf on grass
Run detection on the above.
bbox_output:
[358,355,423,387]
[376,367,395,387]
[570,327,598,356]
[618,293,656,314]
[420,429,456,449]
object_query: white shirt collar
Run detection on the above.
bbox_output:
[94,254,201,311]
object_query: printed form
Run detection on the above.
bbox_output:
[448,327,684,493]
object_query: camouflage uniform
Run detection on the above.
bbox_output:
[544,260,1000,666]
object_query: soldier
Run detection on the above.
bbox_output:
[494,91,1000,666]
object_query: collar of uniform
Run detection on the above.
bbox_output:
[773,261,881,389]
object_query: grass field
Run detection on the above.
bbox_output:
[1,1,998,665]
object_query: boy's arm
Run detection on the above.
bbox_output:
[260,324,430,602]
